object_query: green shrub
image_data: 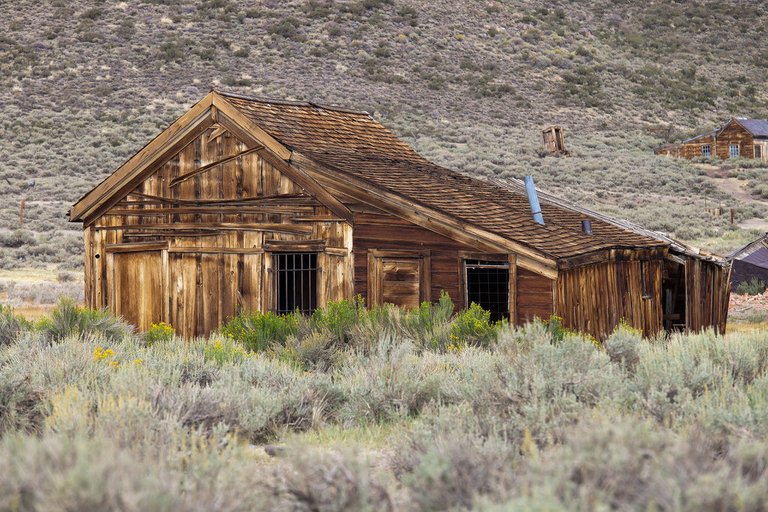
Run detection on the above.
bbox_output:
[348,303,411,353]
[393,407,518,510]
[0,371,46,436]
[338,335,452,423]
[309,297,365,345]
[449,302,501,349]
[203,337,251,365]
[605,322,643,372]
[37,299,133,343]
[220,310,299,352]
[404,291,454,350]
[276,330,342,372]
[277,447,393,511]
[143,322,174,345]
[736,277,767,296]
[0,305,31,347]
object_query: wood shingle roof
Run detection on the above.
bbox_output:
[221,91,666,260]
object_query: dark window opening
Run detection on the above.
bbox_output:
[756,145,763,159]
[465,260,509,322]
[662,260,686,332]
[640,260,652,299]
[275,253,318,315]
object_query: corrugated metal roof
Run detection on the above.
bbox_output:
[736,119,768,137]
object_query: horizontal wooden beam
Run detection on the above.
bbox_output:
[104,206,314,216]
[324,247,350,256]
[97,222,313,235]
[215,111,354,224]
[122,192,318,206]
[291,216,345,222]
[169,145,263,187]
[72,94,215,222]
[168,247,264,254]
[265,243,326,252]
[105,242,169,253]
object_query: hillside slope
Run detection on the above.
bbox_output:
[2,0,768,268]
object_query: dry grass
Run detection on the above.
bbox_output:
[11,305,56,322]
[0,268,83,320]
[2,307,768,509]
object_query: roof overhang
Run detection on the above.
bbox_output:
[69,91,352,225]
[290,152,560,279]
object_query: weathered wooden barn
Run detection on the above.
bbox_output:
[70,90,731,339]
[656,118,768,160]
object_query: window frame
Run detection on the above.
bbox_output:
[730,143,740,159]
[755,144,763,159]
[701,144,711,158]
[463,259,511,322]
[272,252,319,315]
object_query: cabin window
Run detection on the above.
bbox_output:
[756,145,763,159]
[701,144,711,158]
[730,144,740,158]
[275,253,318,315]
[464,260,509,322]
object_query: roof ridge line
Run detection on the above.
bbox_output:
[213,88,372,116]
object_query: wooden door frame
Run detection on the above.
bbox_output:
[367,249,431,307]
[105,243,168,328]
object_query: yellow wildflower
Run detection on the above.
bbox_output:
[133,358,143,366]
[109,360,119,368]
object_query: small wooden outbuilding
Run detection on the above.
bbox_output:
[70,90,731,339]
[729,234,768,291]
[542,126,567,154]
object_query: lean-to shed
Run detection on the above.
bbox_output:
[70,90,731,339]
[729,234,768,291]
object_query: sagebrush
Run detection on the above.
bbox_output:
[2,304,768,509]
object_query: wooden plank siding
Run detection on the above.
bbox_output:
[685,258,731,335]
[84,126,354,338]
[353,212,476,308]
[678,134,715,159]
[353,212,557,320]
[715,120,753,160]
[555,249,665,339]
[516,268,555,324]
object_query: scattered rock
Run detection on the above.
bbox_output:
[264,444,286,458]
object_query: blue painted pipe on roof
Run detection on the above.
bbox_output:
[524,175,544,225]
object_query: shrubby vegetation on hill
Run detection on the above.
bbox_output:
[3,0,768,268]
[2,300,768,509]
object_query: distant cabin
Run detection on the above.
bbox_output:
[70,90,731,339]
[656,118,768,160]
[729,235,768,292]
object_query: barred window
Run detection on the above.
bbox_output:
[275,253,318,315]
[464,260,509,322]
[701,144,711,158]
